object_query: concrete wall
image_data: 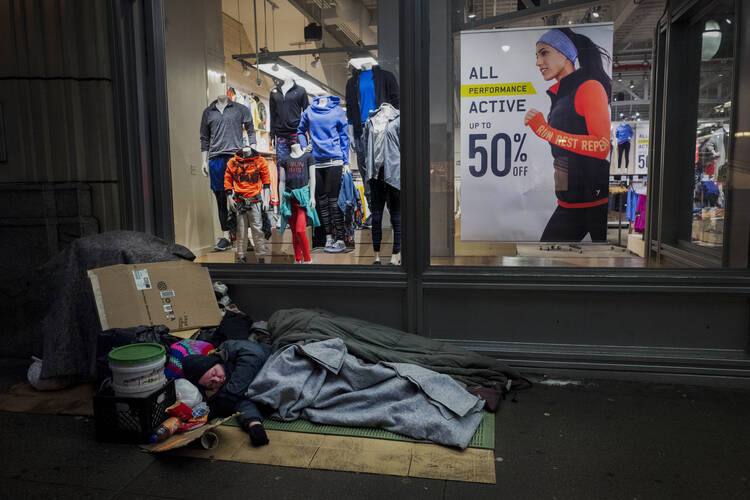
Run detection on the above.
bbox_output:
[0,0,120,238]
[164,0,226,254]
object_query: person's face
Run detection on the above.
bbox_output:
[536,42,571,81]
[198,363,226,390]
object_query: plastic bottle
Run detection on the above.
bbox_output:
[150,416,181,443]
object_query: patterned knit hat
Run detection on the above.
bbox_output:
[164,340,215,379]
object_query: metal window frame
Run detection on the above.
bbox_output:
[111,1,750,382]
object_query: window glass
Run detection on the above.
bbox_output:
[429,2,654,267]
[689,3,734,251]
[164,0,401,266]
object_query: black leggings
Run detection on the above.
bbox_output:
[369,177,402,254]
[213,190,229,231]
[315,165,345,241]
[540,203,608,242]
[617,141,630,169]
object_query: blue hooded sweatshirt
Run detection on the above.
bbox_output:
[297,96,349,165]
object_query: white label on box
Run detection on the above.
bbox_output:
[132,269,152,290]
[160,290,175,298]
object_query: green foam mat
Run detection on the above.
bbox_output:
[223,411,495,450]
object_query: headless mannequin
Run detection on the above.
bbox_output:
[228,146,271,263]
[280,77,294,96]
[202,93,254,242]
[280,143,315,264]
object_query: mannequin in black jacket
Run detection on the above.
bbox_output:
[346,64,399,215]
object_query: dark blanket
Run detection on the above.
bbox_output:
[268,308,522,396]
[37,231,194,379]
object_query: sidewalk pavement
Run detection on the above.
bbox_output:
[1,358,749,499]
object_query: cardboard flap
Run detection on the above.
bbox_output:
[88,261,222,332]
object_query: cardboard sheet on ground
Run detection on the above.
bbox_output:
[87,260,222,334]
[168,427,497,484]
[0,382,94,416]
[139,415,236,452]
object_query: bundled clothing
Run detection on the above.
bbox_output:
[248,338,485,448]
[185,340,271,428]
[267,309,521,400]
[297,96,349,165]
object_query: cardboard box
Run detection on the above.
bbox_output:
[88,260,222,333]
[627,233,645,257]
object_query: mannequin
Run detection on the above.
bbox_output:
[278,143,318,263]
[615,122,634,170]
[363,103,401,266]
[224,145,271,263]
[345,63,399,223]
[200,91,254,251]
[297,95,349,253]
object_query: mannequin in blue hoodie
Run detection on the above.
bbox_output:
[297,96,350,253]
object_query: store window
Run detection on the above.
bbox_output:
[429,2,656,267]
[164,0,401,266]
[689,4,734,252]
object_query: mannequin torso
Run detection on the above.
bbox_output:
[281,78,294,96]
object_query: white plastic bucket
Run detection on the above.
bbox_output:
[108,343,167,398]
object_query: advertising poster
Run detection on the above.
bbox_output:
[460,24,614,241]
[634,122,649,175]
[610,121,637,175]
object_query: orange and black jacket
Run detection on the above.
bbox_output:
[528,69,611,207]
[224,152,271,198]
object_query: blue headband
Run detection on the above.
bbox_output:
[538,29,578,64]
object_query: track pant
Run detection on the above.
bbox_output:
[540,203,608,242]
[213,190,230,231]
[369,177,402,254]
[315,165,345,241]
[617,141,630,169]
[289,199,311,262]
[236,202,266,259]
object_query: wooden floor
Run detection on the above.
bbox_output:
[194,221,645,268]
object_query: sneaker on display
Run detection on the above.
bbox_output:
[303,260,314,264]
[213,281,229,296]
[257,257,265,264]
[326,240,346,253]
[214,238,232,251]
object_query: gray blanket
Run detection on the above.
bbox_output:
[248,338,485,449]
[269,308,521,390]
[37,231,194,379]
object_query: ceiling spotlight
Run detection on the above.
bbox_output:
[629,80,635,88]
[256,77,263,87]
[592,6,600,18]
[726,18,732,24]
[243,64,251,77]
[272,63,279,71]
[467,0,476,19]
[501,45,510,52]
[635,112,640,116]
[619,113,624,117]
[617,73,622,82]
[311,55,320,69]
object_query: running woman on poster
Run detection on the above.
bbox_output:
[524,28,612,242]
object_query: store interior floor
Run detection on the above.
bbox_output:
[1,358,748,499]
[195,217,646,268]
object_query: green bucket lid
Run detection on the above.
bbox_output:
[108,343,166,365]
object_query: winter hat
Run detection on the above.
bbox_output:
[182,353,223,387]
